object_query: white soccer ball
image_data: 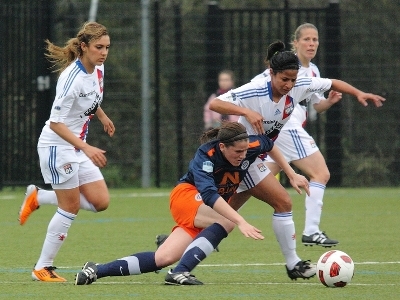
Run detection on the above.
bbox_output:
[316,250,355,287]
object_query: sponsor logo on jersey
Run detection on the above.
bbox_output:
[274,109,281,116]
[63,163,73,174]
[202,161,214,172]
[241,160,249,169]
[54,106,61,110]
[194,193,203,201]
[79,90,96,97]
[282,95,294,119]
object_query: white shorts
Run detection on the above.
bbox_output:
[265,128,319,163]
[37,146,104,189]
[237,156,272,192]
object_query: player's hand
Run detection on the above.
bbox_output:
[81,145,107,168]
[357,92,385,107]
[327,90,342,105]
[243,110,265,134]
[288,173,310,196]
[237,221,264,240]
[101,118,115,137]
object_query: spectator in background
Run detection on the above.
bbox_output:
[203,70,239,130]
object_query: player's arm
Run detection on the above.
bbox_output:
[330,79,385,107]
[96,107,115,137]
[266,145,310,196]
[210,98,264,134]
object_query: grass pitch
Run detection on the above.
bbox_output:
[0,187,399,299]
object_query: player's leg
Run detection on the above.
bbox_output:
[291,150,338,247]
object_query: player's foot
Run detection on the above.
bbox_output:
[18,184,40,225]
[75,261,98,285]
[164,269,203,285]
[302,231,339,247]
[286,260,316,281]
[155,234,169,249]
[32,266,67,282]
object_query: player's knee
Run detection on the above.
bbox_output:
[93,197,109,212]
[274,196,292,212]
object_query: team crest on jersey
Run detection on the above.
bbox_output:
[257,162,267,172]
[97,69,104,93]
[194,193,203,201]
[241,160,249,170]
[202,161,214,172]
[282,95,294,120]
[63,163,73,174]
[310,140,316,148]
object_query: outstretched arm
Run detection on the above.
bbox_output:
[330,79,385,107]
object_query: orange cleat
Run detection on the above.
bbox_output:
[18,185,40,225]
[32,266,67,282]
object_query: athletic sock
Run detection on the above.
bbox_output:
[172,223,228,273]
[97,252,159,279]
[35,208,76,269]
[304,182,325,236]
[272,212,301,270]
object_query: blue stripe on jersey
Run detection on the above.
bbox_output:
[289,129,307,159]
[309,181,326,189]
[294,77,312,87]
[49,146,59,184]
[235,86,270,100]
[61,64,81,98]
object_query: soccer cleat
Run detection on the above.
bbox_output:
[32,266,67,282]
[75,261,98,285]
[18,184,40,225]
[165,269,203,285]
[302,231,339,247]
[286,260,316,281]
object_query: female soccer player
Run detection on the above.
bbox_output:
[74,122,311,285]
[253,23,343,247]
[20,22,114,282]
[208,40,385,279]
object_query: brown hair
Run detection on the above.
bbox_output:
[200,122,248,146]
[45,22,109,74]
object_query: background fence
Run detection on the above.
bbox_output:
[1,0,399,189]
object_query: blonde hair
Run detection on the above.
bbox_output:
[290,23,318,52]
[45,22,108,74]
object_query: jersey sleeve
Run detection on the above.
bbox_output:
[293,77,332,104]
[48,72,81,124]
[190,148,221,207]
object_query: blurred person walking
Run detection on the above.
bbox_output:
[203,70,239,130]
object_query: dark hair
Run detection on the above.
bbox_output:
[200,122,248,146]
[264,40,300,73]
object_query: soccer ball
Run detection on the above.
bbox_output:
[316,250,354,287]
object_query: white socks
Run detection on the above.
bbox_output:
[37,189,97,212]
[35,208,76,269]
[272,212,300,270]
[304,182,325,236]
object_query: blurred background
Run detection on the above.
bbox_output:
[1,0,399,189]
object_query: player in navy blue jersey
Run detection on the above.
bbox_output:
[75,122,310,285]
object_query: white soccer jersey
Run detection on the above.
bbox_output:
[217,76,332,140]
[38,60,104,147]
[252,63,324,130]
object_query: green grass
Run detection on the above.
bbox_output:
[1,187,399,299]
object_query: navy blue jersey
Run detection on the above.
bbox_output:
[178,135,274,207]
